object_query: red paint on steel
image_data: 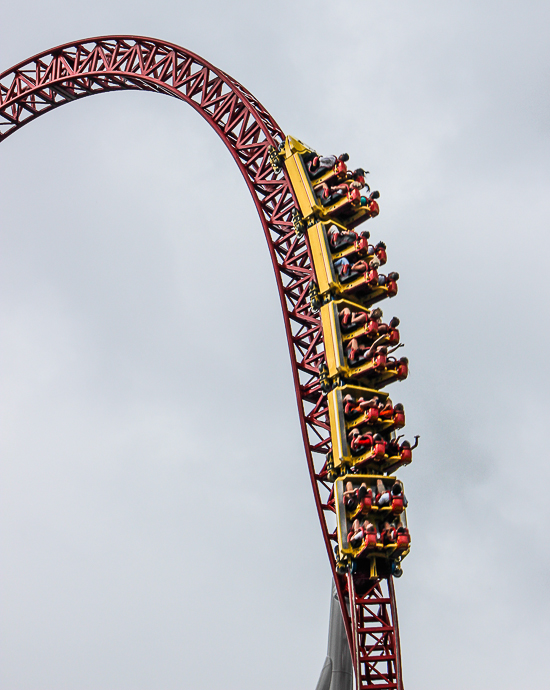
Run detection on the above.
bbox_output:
[348,573,403,689]
[0,35,402,688]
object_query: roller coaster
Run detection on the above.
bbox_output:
[0,36,416,690]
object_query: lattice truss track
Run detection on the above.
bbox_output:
[0,36,402,689]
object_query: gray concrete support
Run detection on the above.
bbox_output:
[315,580,353,690]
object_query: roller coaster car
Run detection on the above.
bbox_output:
[321,307,407,389]
[328,385,412,473]
[321,299,400,363]
[307,222,398,305]
[282,136,379,231]
[334,475,410,570]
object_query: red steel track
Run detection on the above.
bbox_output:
[0,36,403,689]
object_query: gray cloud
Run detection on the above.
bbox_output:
[1,1,549,688]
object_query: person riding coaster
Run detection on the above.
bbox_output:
[376,479,408,514]
[306,152,349,180]
[379,397,396,419]
[372,241,387,265]
[391,402,405,427]
[323,188,380,224]
[385,434,420,460]
[395,525,411,550]
[326,225,367,252]
[348,430,386,458]
[343,396,407,443]
[356,355,408,386]
[346,333,404,367]
[332,256,376,283]
[328,230,388,270]
[343,393,384,420]
[384,317,400,345]
[342,315,400,354]
[347,518,378,550]
[388,356,409,382]
[343,480,373,513]
[343,393,387,419]
[332,257,399,300]
[380,520,397,545]
[378,398,405,429]
[315,168,369,206]
[347,430,417,471]
[340,307,372,332]
[317,178,362,206]
[380,520,410,549]
[333,256,396,285]
[340,305,394,333]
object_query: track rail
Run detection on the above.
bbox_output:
[0,36,402,689]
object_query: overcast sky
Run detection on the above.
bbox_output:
[1,1,549,689]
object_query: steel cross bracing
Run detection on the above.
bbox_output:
[347,575,403,689]
[0,36,402,689]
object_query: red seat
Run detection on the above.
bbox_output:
[349,186,361,205]
[388,328,400,345]
[365,407,379,423]
[363,532,377,549]
[400,447,412,462]
[393,411,405,427]
[373,441,386,458]
[391,495,405,514]
[373,353,387,370]
[376,247,387,264]
[396,529,410,548]
[387,280,398,297]
[351,436,373,453]
[368,200,380,217]
[355,236,369,253]
[324,188,362,221]
[367,268,379,286]
[361,490,373,512]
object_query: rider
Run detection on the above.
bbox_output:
[375,480,407,508]
[307,152,349,178]
[326,224,362,251]
[340,307,369,331]
[386,435,420,457]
